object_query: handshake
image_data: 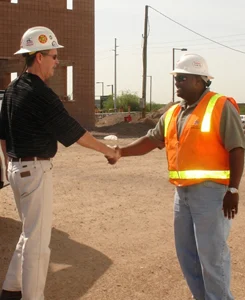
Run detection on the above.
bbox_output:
[105,145,122,165]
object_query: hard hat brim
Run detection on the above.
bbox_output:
[170,68,214,79]
[14,44,64,55]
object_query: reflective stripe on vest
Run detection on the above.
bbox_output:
[165,93,229,181]
[169,170,230,180]
[164,104,179,137]
[201,93,223,132]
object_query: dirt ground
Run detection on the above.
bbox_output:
[1,117,245,300]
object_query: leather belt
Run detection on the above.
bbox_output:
[9,157,51,162]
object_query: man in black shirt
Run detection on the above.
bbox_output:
[0,26,118,300]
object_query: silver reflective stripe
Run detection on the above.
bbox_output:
[164,104,179,137]
[201,93,223,132]
[169,170,230,179]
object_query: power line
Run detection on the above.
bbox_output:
[97,41,245,59]
[148,38,245,49]
[96,33,245,54]
[148,6,245,55]
[147,33,245,47]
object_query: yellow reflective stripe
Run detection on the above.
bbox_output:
[164,104,179,137]
[169,170,230,179]
[201,94,223,132]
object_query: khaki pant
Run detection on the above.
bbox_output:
[3,159,53,300]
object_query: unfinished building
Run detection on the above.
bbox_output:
[0,0,95,129]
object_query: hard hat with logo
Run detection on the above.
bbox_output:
[170,53,214,79]
[14,26,64,55]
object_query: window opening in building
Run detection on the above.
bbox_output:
[11,72,18,82]
[11,0,18,3]
[67,0,73,10]
[67,66,73,100]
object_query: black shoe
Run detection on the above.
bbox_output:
[0,290,22,300]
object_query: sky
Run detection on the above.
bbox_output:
[95,0,245,104]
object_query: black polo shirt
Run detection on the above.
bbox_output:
[0,73,86,158]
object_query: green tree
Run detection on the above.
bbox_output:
[117,91,140,111]
[102,95,114,111]
[102,90,165,113]
[102,90,140,111]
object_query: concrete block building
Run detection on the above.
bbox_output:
[0,0,95,129]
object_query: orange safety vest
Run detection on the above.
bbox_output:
[164,91,239,186]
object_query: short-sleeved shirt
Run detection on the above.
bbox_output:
[0,72,86,158]
[147,89,245,151]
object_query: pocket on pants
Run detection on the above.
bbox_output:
[40,160,53,173]
[15,165,44,198]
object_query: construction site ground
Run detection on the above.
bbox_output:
[1,111,245,300]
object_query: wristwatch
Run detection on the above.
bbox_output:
[227,187,239,194]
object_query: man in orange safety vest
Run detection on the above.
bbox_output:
[106,53,245,300]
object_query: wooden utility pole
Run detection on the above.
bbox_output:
[141,5,149,118]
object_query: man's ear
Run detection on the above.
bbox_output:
[35,52,43,64]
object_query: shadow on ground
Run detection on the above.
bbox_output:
[0,217,112,300]
[92,122,153,139]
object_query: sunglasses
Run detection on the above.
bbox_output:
[40,52,58,60]
[174,75,187,82]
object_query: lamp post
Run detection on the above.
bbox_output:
[147,75,152,111]
[96,81,104,96]
[107,84,116,110]
[172,48,187,102]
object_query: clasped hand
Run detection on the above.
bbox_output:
[105,146,121,165]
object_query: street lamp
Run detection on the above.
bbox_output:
[107,84,113,96]
[96,81,104,96]
[107,84,116,110]
[172,48,187,102]
[147,75,152,111]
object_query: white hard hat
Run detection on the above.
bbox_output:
[14,26,64,55]
[170,53,214,79]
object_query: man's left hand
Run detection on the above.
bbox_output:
[223,192,239,219]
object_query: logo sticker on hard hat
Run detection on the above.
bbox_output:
[38,35,48,44]
[192,61,202,68]
[52,41,58,47]
[26,37,34,47]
